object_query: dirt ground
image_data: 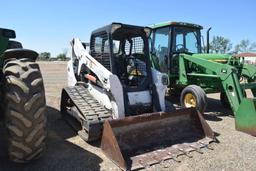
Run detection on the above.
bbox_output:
[1,61,256,171]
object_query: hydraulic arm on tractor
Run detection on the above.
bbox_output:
[180,54,256,135]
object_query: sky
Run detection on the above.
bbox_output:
[1,0,255,56]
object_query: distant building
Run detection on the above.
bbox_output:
[236,52,256,65]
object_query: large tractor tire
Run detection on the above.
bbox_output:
[3,58,46,163]
[180,85,207,114]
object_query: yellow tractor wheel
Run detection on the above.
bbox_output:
[184,93,197,108]
[180,85,207,114]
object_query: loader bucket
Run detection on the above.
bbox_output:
[101,108,215,170]
[235,98,256,136]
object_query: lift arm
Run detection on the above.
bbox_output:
[71,38,125,118]
[180,54,256,135]
[180,54,244,112]
[71,38,113,90]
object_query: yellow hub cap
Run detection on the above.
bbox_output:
[184,93,196,107]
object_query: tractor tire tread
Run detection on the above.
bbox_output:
[3,58,46,163]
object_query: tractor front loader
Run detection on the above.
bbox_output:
[150,21,256,136]
[0,28,46,162]
[60,23,215,170]
[179,54,256,135]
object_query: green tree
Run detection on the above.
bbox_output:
[39,52,51,60]
[210,36,232,54]
[57,49,68,60]
[57,53,67,60]
[234,39,256,53]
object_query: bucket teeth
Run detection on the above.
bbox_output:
[189,144,204,154]
[166,150,182,162]
[206,144,214,150]
[171,156,181,163]
[179,150,193,158]
[175,145,193,158]
[199,141,214,150]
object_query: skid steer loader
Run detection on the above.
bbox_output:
[60,23,215,170]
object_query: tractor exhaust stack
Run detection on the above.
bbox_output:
[206,27,212,53]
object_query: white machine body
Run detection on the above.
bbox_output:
[67,38,168,119]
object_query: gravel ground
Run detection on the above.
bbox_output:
[0,61,256,171]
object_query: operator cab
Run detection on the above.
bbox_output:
[89,23,157,114]
[90,23,152,90]
[112,28,149,87]
[150,22,202,74]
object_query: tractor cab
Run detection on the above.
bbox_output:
[150,22,202,75]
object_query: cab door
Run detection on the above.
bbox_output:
[152,27,170,73]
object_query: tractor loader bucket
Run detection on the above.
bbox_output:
[101,108,215,170]
[236,98,256,136]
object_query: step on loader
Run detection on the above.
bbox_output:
[60,23,215,170]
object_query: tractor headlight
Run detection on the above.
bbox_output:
[161,74,169,86]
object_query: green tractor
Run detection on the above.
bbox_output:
[0,28,46,162]
[150,21,256,136]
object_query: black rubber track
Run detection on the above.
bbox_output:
[61,86,110,142]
